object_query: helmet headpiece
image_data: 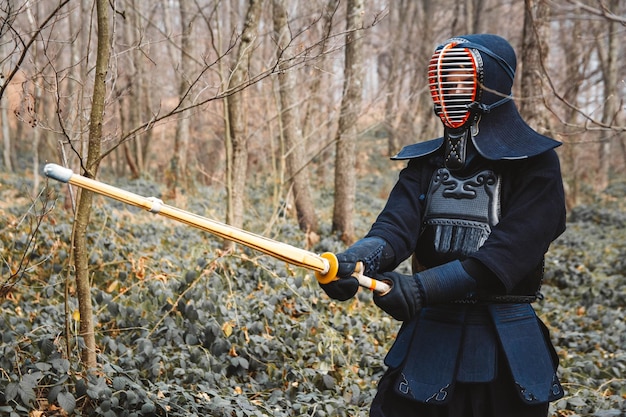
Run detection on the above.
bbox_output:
[392,34,562,164]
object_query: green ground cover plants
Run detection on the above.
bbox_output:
[1,173,624,417]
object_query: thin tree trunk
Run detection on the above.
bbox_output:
[520,0,551,133]
[597,0,619,192]
[132,0,146,175]
[380,2,401,156]
[225,0,264,233]
[25,2,41,192]
[73,0,110,371]
[307,0,338,186]
[332,0,364,244]
[385,1,437,154]
[1,30,12,171]
[167,0,193,198]
[559,16,585,209]
[118,0,142,179]
[272,0,318,235]
[2,94,13,171]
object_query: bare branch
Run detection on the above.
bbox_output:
[0,0,71,100]
[562,0,626,25]
[96,15,380,165]
[0,185,55,298]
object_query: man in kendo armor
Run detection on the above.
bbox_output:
[320,34,566,417]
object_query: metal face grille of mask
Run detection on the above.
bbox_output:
[429,44,480,129]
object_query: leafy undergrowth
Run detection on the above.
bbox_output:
[1,173,624,417]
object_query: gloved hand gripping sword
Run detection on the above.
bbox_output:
[44,164,390,294]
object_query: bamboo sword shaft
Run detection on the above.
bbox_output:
[44,164,391,294]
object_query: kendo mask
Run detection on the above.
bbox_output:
[392,34,561,164]
[428,34,516,170]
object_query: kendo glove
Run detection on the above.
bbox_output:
[373,260,477,321]
[319,237,392,301]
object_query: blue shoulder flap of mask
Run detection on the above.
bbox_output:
[391,138,443,160]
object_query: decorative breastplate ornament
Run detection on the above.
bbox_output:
[422,167,501,258]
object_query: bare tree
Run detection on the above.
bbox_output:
[225,0,265,233]
[553,14,587,208]
[272,0,319,236]
[304,0,340,186]
[596,0,620,191]
[166,0,195,198]
[72,0,110,370]
[22,1,43,194]
[0,91,10,171]
[0,0,71,101]
[378,1,440,156]
[541,0,626,202]
[377,1,404,156]
[64,0,90,180]
[116,0,148,178]
[520,0,552,132]
[0,0,71,172]
[332,0,364,244]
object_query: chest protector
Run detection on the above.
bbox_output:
[416,167,500,267]
[385,166,563,406]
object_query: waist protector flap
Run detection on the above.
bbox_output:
[393,306,466,404]
[489,303,563,404]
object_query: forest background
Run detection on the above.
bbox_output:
[1,0,625,416]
